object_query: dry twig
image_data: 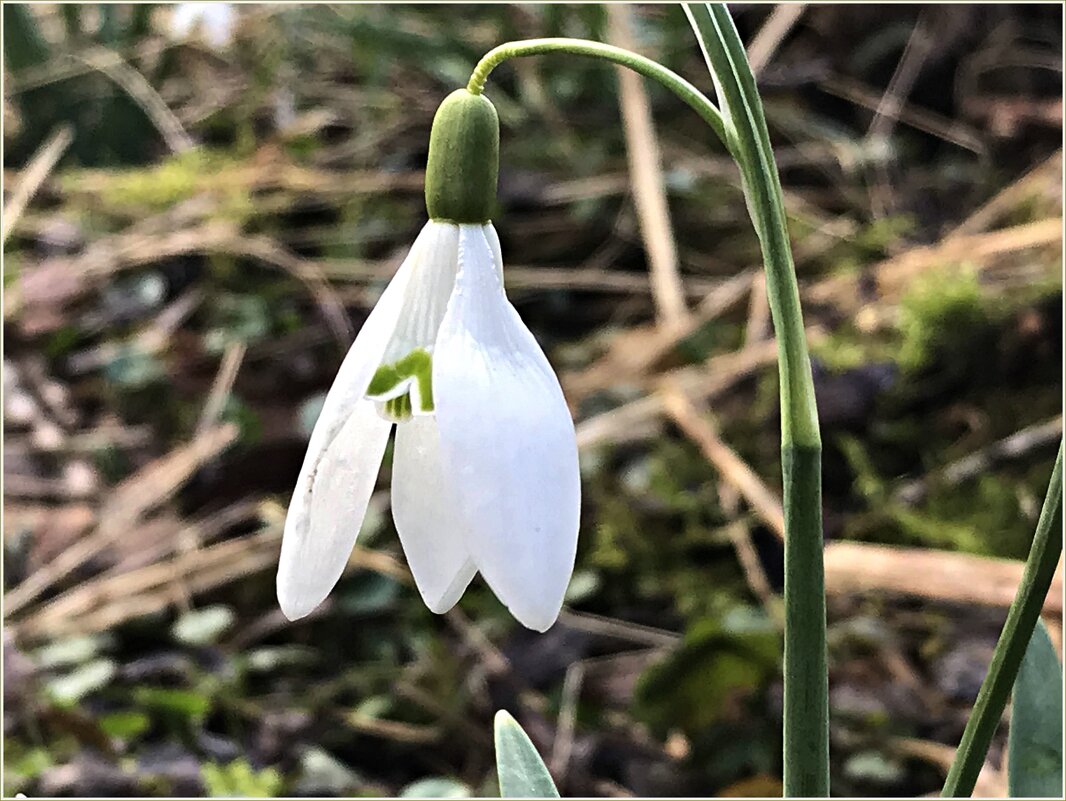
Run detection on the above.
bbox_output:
[607,4,688,334]
[196,342,247,436]
[895,416,1064,505]
[5,424,239,616]
[747,3,806,78]
[660,387,787,537]
[824,543,1064,615]
[74,46,194,153]
[2,125,73,245]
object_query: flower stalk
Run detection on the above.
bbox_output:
[467,37,727,146]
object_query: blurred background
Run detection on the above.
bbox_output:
[2,3,1063,797]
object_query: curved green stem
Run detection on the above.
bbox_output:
[683,4,818,449]
[684,5,825,796]
[942,440,1064,797]
[467,38,728,148]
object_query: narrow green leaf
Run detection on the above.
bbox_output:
[1008,618,1063,797]
[60,4,83,41]
[98,4,120,45]
[494,710,560,798]
[684,5,828,796]
[3,4,52,72]
[942,442,1064,797]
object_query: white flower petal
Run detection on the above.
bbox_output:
[278,221,444,619]
[392,416,477,613]
[484,223,505,282]
[277,400,391,620]
[433,224,581,632]
[382,222,460,361]
[171,3,236,49]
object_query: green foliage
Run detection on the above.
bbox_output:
[99,711,152,741]
[1007,619,1063,797]
[676,318,742,366]
[132,686,212,725]
[3,4,51,72]
[171,605,236,646]
[63,150,253,218]
[3,744,54,796]
[216,396,264,445]
[104,343,167,388]
[898,270,988,373]
[582,433,766,623]
[685,8,827,794]
[204,294,274,353]
[942,443,1063,796]
[202,759,283,798]
[46,659,117,706]
[825,214,917,275]
[494,711,560,799]
[339,572,403,616]
[813,326,899,372]
[635,610,780,735]
[837,434,1049,559]
[901,475,1039,558]
[4,5,164,165]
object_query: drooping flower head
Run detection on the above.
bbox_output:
[277,89,581,631]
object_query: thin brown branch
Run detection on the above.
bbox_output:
[5,424,239,616]
[824,543,1064,615]
[2,125,73,245]
[660,387,787,538]
[196,342,247,436]
[747,3,806,78]
[607,4,688,333]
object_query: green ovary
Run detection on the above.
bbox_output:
[366,348,434,421]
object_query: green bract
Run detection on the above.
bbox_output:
[424,89,499,224]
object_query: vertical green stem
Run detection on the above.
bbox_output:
[942,441,1064,797]
[683,5,827,796]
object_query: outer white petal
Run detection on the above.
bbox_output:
[278,221,446,620]
[392,416,477,613]
[278,400,391,620]
[432,224,581,632]
[382,223,460,360]
[483,223,505,282]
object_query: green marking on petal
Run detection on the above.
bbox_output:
[367,348,434,416]
[366,362,403,397]
[385,394,413,420]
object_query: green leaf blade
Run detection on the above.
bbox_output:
[494,710,560,799]
[942,442,1063,797]
[1008,619,1064,797]
[684,5,828,796]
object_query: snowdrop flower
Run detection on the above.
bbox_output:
[170,3,236,50]
[277,90,580,631]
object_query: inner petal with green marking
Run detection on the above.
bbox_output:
[366,348,434,422]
